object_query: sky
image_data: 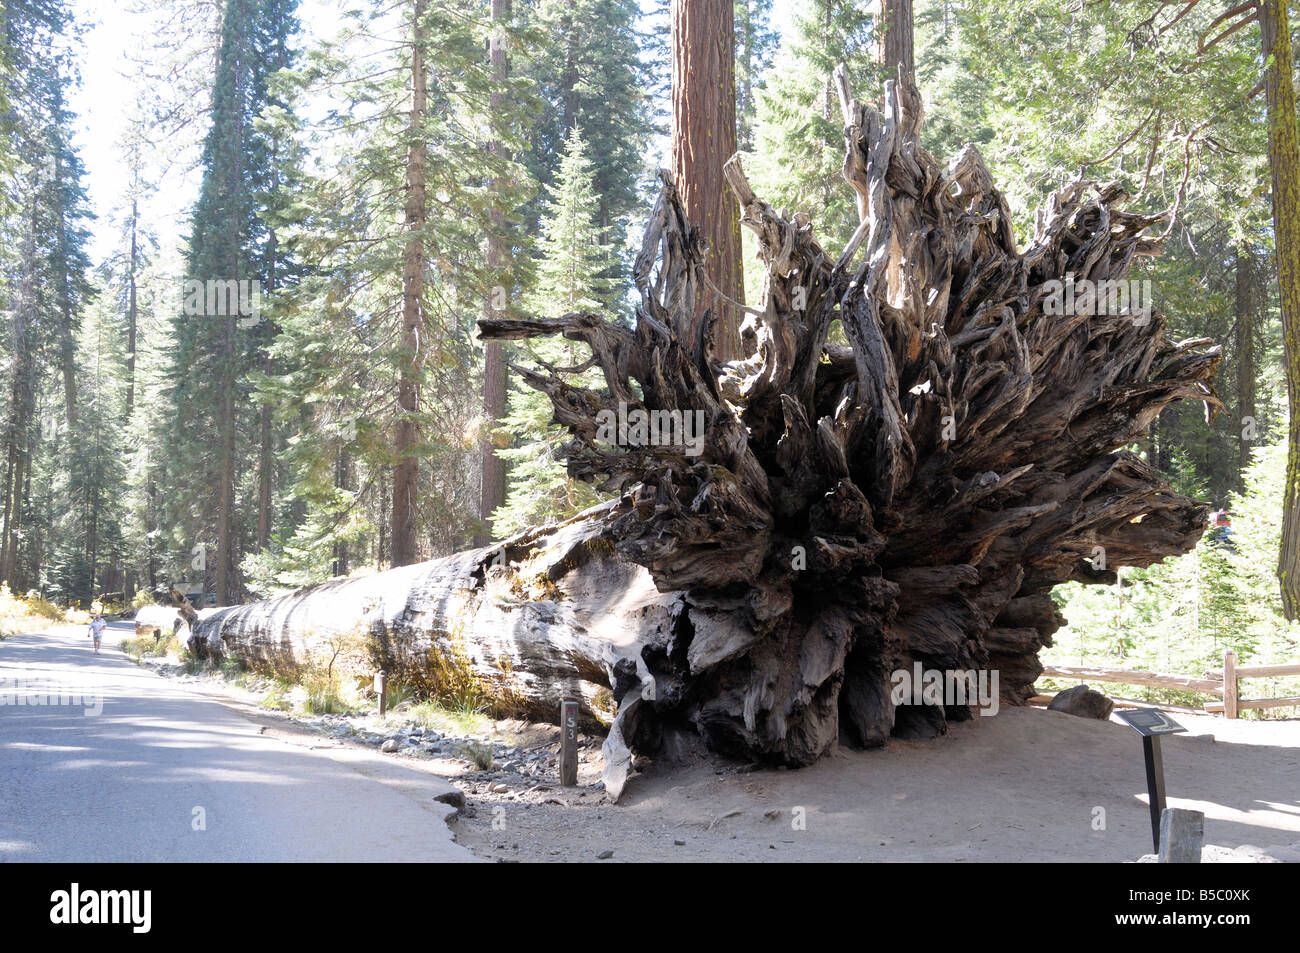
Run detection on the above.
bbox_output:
[71,0,146,262]
[68,0,802,267]
[70,0,354,263]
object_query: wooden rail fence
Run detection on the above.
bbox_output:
[1039,650,1300,718]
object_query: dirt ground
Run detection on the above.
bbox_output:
[449,706,1300,863]
[155,659,1300,862]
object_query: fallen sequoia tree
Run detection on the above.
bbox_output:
[193,72,1221,800]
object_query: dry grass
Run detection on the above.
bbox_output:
[0,583,65,637]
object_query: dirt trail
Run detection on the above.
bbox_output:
[120,648,1300,863]
[451,706,1300,862]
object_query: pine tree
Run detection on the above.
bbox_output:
[100,87,166,599]
[734,0,778,151]
[520,0,655,255]
[749,0,878,254]
[494,126,613,536]
[250,0,536,587]
[165,0,300,604]
[50,299,129,601]
[0,0,94,593]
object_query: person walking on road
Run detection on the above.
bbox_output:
[87,613,106,654]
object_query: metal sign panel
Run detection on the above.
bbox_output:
[1116,709,1187,736]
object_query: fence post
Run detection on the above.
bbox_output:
[1223,651,1238,720]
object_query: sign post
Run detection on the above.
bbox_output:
[374,670,388,717]
[1116,709,1186,851]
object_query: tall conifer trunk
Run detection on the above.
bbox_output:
[1259,0,1300,617]
[392,0,428,568]
[477,0,511,547]
[671,0,744,361]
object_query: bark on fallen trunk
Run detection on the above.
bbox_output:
[191,510,684,798]
[197,70,1221,801]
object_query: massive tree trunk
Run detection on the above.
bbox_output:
[199,72,1220,800]
[1259,0,1300,618]
[392,0,428,568]
[672,0,744,361]
[877,0,914,86]
[192,508,675,796]
[476,0,511,548]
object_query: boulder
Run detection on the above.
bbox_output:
[1047,684,1114,719]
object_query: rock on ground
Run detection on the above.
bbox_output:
[1138,842,1298,863]
[1048,684,1114,719]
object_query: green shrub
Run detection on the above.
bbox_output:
[384,680,414,711]
[261,683,292,710]
[119,630,185,663]
[456,739,494,770]
[301,673,359,714]
[120,635,157,661]
[408,699,494,738]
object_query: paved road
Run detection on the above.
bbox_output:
[0,624,476,862]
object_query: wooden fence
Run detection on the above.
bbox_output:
[1039,650,1300,718]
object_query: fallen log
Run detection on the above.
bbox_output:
[191,510,685,798]
[197,68,1221,800]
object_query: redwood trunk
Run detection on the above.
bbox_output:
[671,0,744,361]
[878,0,915,86]
[1260,0,1300,618]
[1235,248,1256,483]
[476,0,510,548]
[391,0,428,569]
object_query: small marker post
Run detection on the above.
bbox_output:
[375,670,388,717]
[560,698,579,787]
